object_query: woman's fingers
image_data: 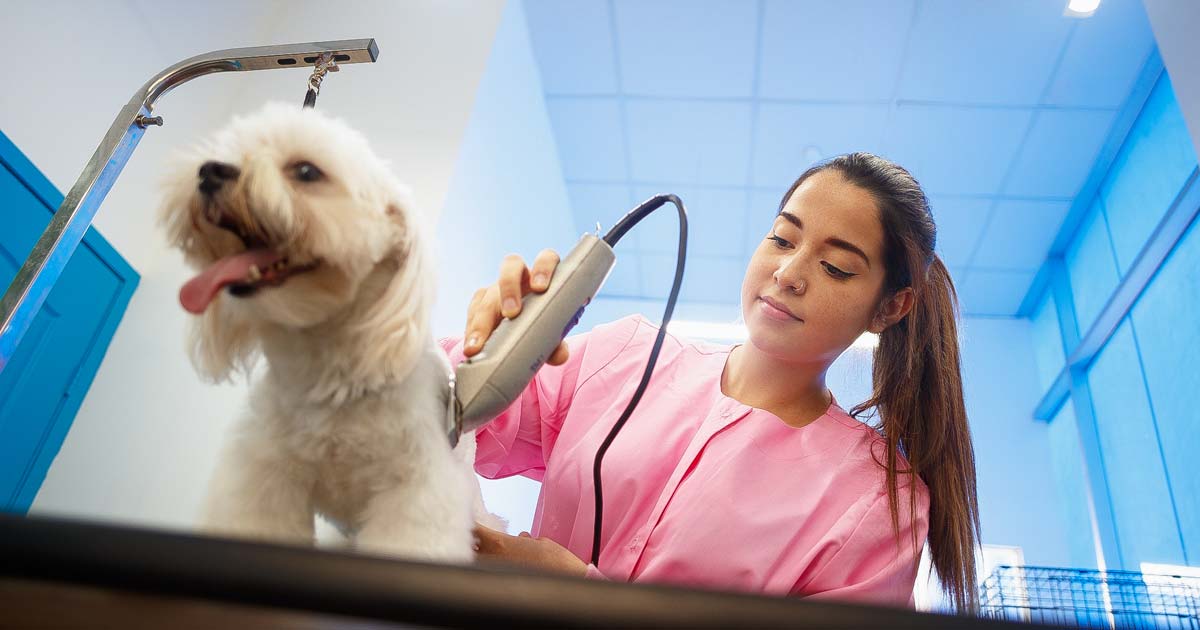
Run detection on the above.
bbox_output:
[463,286,501,356]
[529,249,560,292]
[462,249,563,358]
[497,254,530,319]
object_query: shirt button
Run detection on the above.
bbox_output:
[629,536,641,550]
[721,410,731,419]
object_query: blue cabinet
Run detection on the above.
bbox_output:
[0,130,138,512]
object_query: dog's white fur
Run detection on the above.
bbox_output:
[160,103,499,561]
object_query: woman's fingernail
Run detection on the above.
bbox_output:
[533,273,547,289]
[467,335,479,349]
[502,297,517,315]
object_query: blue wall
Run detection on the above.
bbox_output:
[1032,72,1199,570]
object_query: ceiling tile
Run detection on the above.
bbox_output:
[745,190,784,259]
[642,253,743,304]
[626,100,753,186]
[524,0,618,94]
[565,182,634,237]
[928,196,993,268]
[958,269,1037,316]
[897,0,1071,105]
[884,104,1033,196]
[546,98,628,180]
[1043,0,1156,108]
[972,200,1072,271]
[634,186,747,258]
[1004,109,1116,198]
[752,103,890,189]
[758,0,913,100]
[613,0,758,97]
[598,250,643,297]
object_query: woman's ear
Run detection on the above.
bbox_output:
[869,286,915,334]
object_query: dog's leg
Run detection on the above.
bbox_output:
[355,430,475,563]
[199,425,315,546]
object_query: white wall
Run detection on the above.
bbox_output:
[10,0,506,530]
[1143,0,1200,155]
[432,0,577,533]
[959,317,1075,568]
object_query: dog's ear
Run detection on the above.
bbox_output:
[341,183,434,384]
[188,295,259,382]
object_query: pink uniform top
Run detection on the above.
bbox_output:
[440,314,929,607]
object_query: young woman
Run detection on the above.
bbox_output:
[442,153,980,611]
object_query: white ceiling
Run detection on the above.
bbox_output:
[523,0,1157,316]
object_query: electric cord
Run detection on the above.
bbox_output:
[589,194,688,566]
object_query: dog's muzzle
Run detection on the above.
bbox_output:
[198,161,240,196]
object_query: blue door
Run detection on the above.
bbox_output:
[0,130,138,513]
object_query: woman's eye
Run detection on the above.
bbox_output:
[822,261,855,280]
[767,234,791,249]
[293,162,324,182]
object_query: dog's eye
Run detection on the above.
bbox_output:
[292,162,324,183]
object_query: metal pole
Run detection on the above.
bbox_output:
[0,39,379,372]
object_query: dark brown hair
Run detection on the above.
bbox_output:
[780,152,981,612]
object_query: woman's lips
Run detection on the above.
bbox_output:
[758,296,801,322]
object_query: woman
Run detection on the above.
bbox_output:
[440,153,980,611]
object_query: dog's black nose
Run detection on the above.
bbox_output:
[198,161,240,195]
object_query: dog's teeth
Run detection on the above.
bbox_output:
[247,265,262,281]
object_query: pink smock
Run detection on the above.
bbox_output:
[440,314,929,607]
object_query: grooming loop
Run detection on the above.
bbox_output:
[303,53,340,108]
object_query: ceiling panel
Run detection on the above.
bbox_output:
[614,0,758,98]
[884,104,1033,196]
[566,182,634,237]
[958,268,1038,316]
[524,0,1156,316]
[523,0,618,94]
[745,189,783,260]
[928,197,993,269]
[546,98,628,180]
[972,200,1072,271]
[897,0,1071,105]
[1004,109,1117,198]
[625,100,753,186]
[752,103,890,189]
[598,250,644,297]
[1042,0,1156,108]
[633,186,747,258]
[758,0,913,101]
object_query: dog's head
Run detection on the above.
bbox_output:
[161,103,431,382]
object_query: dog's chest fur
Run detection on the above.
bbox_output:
[249,341,453,530]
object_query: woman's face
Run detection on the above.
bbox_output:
[741,169,890,365]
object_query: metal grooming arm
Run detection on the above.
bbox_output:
[0,39,379,372]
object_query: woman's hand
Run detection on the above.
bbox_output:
[463,250,569,365]
[473,524,588,577]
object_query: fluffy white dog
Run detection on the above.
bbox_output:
[160,102,497,562]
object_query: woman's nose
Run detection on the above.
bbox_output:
[773,257,808,295]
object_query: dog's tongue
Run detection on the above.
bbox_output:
[179,249,283,314]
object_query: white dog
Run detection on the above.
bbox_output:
[160,102,497,562]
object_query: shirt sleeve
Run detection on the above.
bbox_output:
[438,321,616,482]
[796,484,931,608]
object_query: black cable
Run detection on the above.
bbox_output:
[590,194,687,567]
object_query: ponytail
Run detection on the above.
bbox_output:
[784,153,981,612]
[851,254,980,613]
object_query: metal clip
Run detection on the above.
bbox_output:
[446,372,462,448]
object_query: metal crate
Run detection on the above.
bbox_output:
[979,566,1200,629]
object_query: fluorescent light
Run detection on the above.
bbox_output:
[665,320,879,351]
[1064,0,1100,17]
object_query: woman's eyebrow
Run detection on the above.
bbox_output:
[777,211,872,269]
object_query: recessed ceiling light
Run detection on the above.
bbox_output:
[1064,0,1100,17]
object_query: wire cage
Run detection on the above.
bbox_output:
[979,566,1200,629]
